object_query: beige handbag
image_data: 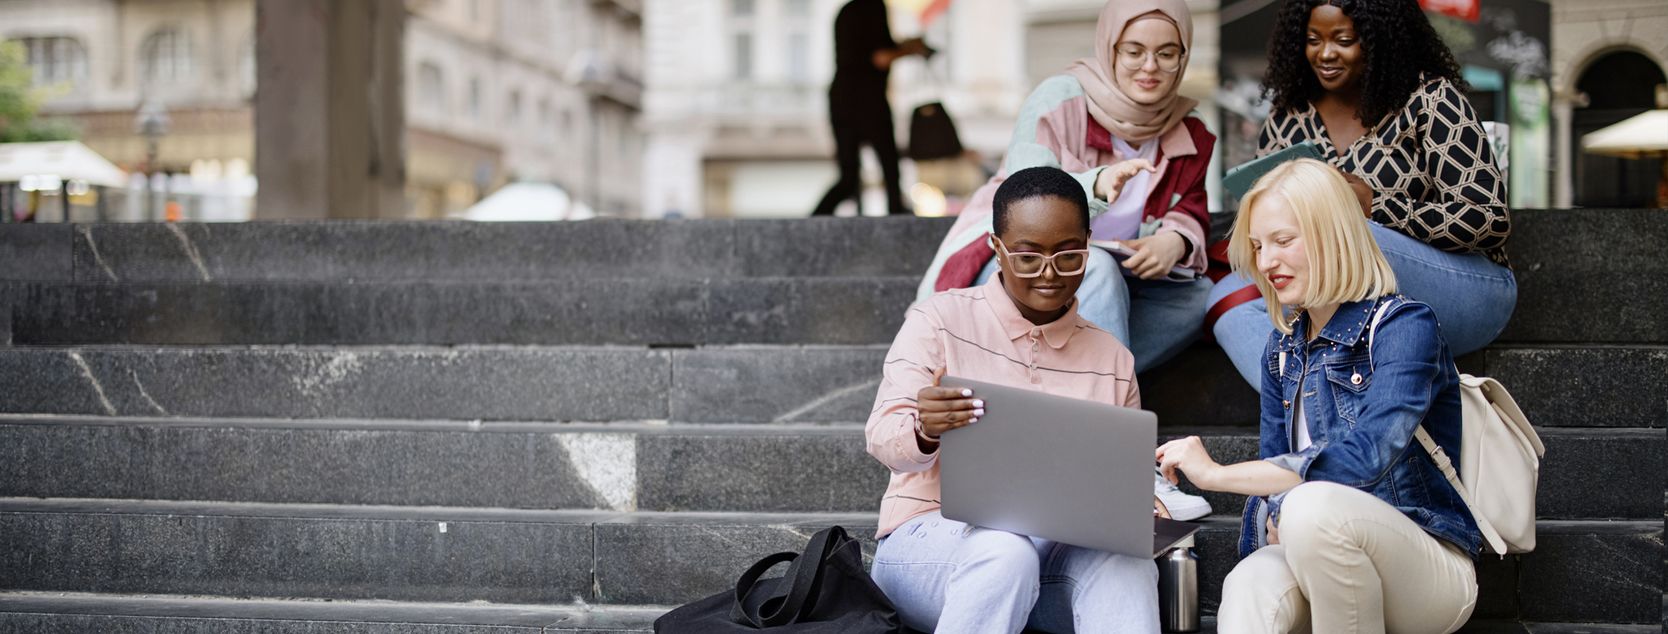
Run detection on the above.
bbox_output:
[1368,299,1546,555]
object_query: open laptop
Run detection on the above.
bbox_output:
[938,375,1199,559]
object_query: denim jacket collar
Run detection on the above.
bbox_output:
[1281,297,1381,351]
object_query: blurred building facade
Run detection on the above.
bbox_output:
[0,0,644,219]
[641,0,1221,219]
[1548,0,1666,208]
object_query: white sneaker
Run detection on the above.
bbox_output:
[1154,468,1212,521]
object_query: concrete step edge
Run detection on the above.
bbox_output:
[0,414,1657,439]
[4,592,1654,633]
[0,591,669,630]
[0,499,1659,535]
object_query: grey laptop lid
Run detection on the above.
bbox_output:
[938,375,1198,558]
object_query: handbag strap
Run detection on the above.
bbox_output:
[1366,297,1507,554]
[738,526,848,627]
[732,551,797,627]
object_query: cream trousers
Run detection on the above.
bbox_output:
[1218,482,1478,634]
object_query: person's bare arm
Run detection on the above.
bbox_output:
[1156,436,1303,497]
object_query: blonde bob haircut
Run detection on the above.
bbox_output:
[1227,158,1397,335]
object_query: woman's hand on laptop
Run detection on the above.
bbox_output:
[1155,436,1221,490]
[916,385,984,440]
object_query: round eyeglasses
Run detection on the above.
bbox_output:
[1114,44,1184,73]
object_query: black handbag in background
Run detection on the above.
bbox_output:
[907,56,964,162]
[653,525,901,633]
[908,100,965,162]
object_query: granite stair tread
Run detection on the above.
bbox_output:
[1,344,1660,427]
[2,592,1654,633]
[0,417,1658,519]
[0,498,1658,622]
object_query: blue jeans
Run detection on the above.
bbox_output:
[1212,223,1518,386]
[977,247,1214,373]
[871,512,1161,634]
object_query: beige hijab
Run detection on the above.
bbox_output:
[1066,0,1198,144]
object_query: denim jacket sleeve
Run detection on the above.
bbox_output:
[1267,302,1444,490]
[1252,332,1295,532]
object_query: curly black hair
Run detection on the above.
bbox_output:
[992,166,1090,239]
[1261,0,1467,127]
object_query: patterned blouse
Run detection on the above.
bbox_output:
[1258,76,1511,266]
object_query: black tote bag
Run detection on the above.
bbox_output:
[908,101,965,161]
[653,525,901,633]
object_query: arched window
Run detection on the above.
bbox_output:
[417,62,446,113]
[140,27,194,86]
[17,36,89,87]
[1573,49,1666,207]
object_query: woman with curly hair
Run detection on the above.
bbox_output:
[1210,0,1516,387]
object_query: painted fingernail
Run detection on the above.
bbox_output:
[968,417,979,424]
[960,389,972,397]
[973,408,985,417]
[972,399,984,408]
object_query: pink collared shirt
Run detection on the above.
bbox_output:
[866,273,1141,538]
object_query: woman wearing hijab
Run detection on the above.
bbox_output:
[917,0,1217,377]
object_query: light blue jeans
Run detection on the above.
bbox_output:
[871,511,1161,634]
[1212,223,1518,386]
[977,247,1214,373]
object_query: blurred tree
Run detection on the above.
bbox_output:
[0,40,77,143]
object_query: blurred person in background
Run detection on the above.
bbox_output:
[811,0,933,217]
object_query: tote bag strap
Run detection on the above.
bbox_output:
[1366,297,1509,555]
[736,526,848,627]
[732,551,796,627]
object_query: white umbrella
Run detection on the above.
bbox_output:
[457,182,595,221]
[1581,109,1668,207]
[1582,109,1668,159]
[0,141,128,188]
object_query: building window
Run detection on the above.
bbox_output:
[732,0,755,17]
[506,89,522,123]
[733,32,753,80]
[785,0,811,18]
[467,76,482,119]
[787,31,808,81]
[417,62,445,113]
[140,27,194,87]
[16,36,89,88]
[240,37,256,97]
[538,98,553,140]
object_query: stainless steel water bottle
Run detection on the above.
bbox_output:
[1158,534,1199,633]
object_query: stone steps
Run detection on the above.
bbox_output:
[0,500,1657,623]
[2,212,1662,629]
[7,277,918,346]
[3,344,1660,428]
[4,210,1663,346]
[0,217,956,282]
[3,592,1656,634]
[6,266,1661,345]
[0,417,1658,520]
[0,592,667,633]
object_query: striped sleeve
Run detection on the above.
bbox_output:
[865,305,946,473]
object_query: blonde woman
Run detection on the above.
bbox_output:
[1155,159,1480,633]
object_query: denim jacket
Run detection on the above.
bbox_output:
[1237,295,1481,559]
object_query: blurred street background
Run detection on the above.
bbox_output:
[0,0,1662,223]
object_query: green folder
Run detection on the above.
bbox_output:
[1222,141,1326,203]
